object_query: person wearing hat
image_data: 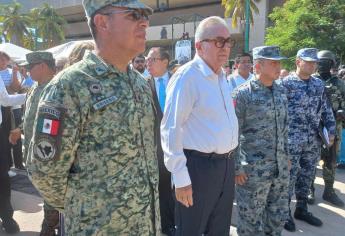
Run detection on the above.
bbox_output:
[279,48,336,231]
[27,1,160,235]
[310,50,345,208]
[9,51,60,236]
[233,46,290,236]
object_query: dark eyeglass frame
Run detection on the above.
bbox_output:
[201,37,236,49]
[101,9,149,21]
[146,57,163,63]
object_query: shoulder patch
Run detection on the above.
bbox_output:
[33,102,66,162]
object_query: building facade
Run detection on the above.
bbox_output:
[5,0,285,56]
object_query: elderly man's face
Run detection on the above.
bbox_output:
[103,7,149,56]
[197,25,232,73]
[146,49,168,77]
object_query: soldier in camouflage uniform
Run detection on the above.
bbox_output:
[10,52,60,236]
[27,1,160,235]
[310,50,345,207]
[280,48,336,232]
[233,46,290,236]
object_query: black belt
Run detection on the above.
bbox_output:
[184,149,233,159]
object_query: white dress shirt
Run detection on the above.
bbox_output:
[154,71,169,98]
[0,78,26,124]
[228,72,254,93]
[161,55,239,188]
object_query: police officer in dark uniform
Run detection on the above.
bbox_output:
[309,50,345,207]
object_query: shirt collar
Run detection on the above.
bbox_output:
[193,54,224,78]
[153,71,169,81]
[83,51,129,78]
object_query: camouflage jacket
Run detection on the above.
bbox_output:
[28,51,160,236]
[22,83,46,162]
[232,78,289,177]
[316,73,345,128]
[280,74,336,144]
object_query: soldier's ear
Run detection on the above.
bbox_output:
[93,14,109,34]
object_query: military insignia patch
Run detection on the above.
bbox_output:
[33,102,66,162]
[89,83,102,94]
[33,139,56,161]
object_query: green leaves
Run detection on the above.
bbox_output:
[222,0,261,28]
[0,1,66,50]
[266,0,345,69]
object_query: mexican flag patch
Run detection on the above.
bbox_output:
[37,118,60,136]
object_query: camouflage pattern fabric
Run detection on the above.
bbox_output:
[21,51,54,67]
[22,83,45,164]
[317,73,345,185]
[27,51,160,236]
[280,73,336,201]
[233,78,289,236]
[82,0,153,18]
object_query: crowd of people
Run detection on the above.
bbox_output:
[0,0,345,235]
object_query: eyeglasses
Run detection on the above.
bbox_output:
[146,58,163,63]
[26,63,41,70]
[134,59,145,64]
[201,37,236,49]
[101,9,149,21]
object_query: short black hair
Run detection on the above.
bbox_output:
[235,52,252,64]
[132,54,145,63]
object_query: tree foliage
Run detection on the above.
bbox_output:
[266,0,345,69]
[30,3,66,49]
[0,1,32,47]
[222,0,261,28]
[0,1,66,50]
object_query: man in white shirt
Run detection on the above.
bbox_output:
[161,16,238,236]
[146,47,175,236]
[0,78,25,234]
[228,52,254,93]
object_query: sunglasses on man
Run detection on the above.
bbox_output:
[201,37,236,49]
[100,9,149,21]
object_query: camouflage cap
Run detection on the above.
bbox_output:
[21,51,54,67]
[297,48,319,62]
[253,46,287,60]
[82,0,153,18]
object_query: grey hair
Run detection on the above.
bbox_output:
[195,16,230,42]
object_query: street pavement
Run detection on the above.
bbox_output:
[1,165,344,236]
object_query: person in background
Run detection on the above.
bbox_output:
[233,46,290,236]
[65,41,95,69]
[281,48,335,232]
[228,52,254,93]
[161,16,238,236]
[146,47,175,236]
[10,52,60,236]
[132,53,146,75]
[0,76,26,234]
[0,51,24,171]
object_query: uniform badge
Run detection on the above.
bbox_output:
[33,102,66,162]
[89,83,102,94]
[33,139,56,162]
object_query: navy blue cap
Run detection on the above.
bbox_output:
[297,48,318,62]
[253,46,287,60]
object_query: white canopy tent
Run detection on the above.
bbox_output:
[0,43,32,62]
[45,40,93,60]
